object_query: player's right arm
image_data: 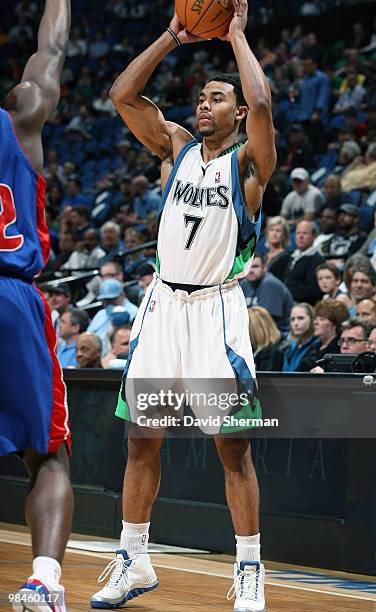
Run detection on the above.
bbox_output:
[4,0,71,133]
[109,15,197,162]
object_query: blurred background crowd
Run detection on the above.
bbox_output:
[2,0,376,371]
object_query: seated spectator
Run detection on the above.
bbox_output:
[322,175,349,210]
[350,266,376,306]
[281,168,324,224]
[47,231,77,272]
[313,207,338,249]
[263,216,291,281]
[282,303,319,372]
[357,209,376,259]
[132,175,161,220]
[57,308,90,368]
[248,307,282,371]
[76,332,103,368]
[68,205,93,241]
[333,72,367,113]
[76,260,126,308]
[62,228,106,272]
[48,283,72,329]
[311,317,374,372]
[285,220,325,304]
[368,327,376,353]
[332,141,362,178]
[61,176,90,209]
[240,254,293,334]
[315,262,344,300]
[98,221,123,265]
[356,298,376,325]
[87,279,138,353]
[92,87,117,116]
[102,325,132,368]
[319,203,367,262]
[341,143,376,192]
[124,227,147,280]
[279,124,314,174]
[135,262,156,303]
[299,299,349,371]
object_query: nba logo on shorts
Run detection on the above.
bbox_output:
[149,299,156,313]
[215,171,221,183]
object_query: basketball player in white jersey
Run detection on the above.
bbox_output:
[91,1,276,610]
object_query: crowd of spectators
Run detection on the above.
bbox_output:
[2,0,376,371]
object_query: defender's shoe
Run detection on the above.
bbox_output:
[91,549,158,609]
[227,561,266,612]
[12,579,66,612]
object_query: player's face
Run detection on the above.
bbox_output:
[196,82,243,137]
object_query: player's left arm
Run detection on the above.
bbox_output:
[227,0,276,216]
[5,0,71,132]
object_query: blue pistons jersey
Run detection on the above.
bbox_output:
[0,108,49,280]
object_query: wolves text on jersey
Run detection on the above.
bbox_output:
[172,180,230,209]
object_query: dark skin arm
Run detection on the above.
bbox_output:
[3,0,71,174]
[224,0,276,216]
[109,15,199,190]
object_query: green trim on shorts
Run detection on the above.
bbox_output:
[156,251,160,274]
[115,385,130,420]
[219,396,262,433]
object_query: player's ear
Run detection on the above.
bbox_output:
[236,105,248,123]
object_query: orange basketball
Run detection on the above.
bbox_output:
[175,0,234,39]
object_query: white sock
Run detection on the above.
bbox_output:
[236,534,261,564]
[32,556,61,585]
[120,521,150,557]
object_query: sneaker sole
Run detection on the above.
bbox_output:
[91,581,159,609]
[234,608,266,612]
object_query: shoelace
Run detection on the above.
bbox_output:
[97,558,130,589]
[227,568,259,601]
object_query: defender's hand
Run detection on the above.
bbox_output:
[219,0,248,41]
[169,13,202,45]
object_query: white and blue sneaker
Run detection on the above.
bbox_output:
[12,578,67,611]
[227,561,266,612]
[91,549,158,609]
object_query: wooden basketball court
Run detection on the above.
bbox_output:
[1,524,375,611]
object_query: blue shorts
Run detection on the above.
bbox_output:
[0,276,71,456]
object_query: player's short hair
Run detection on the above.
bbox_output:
[203,72,247,107]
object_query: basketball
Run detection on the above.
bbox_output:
[175,0,234,39]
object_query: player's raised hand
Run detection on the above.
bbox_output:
[219,0,248,41]
[169,13,202,45]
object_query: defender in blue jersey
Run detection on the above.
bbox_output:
[91,2,276,612]
[0,2,72,610]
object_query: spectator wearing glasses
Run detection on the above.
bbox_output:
[368,327,376,353]
[311,317,374,372]
[281,167,324,225]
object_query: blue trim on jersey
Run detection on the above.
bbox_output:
[230,150,262,246]
[158,139,198,216]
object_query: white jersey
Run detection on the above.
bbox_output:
[156,140,262,286]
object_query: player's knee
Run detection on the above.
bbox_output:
[215,438,250,472]
[127,437,162,464]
